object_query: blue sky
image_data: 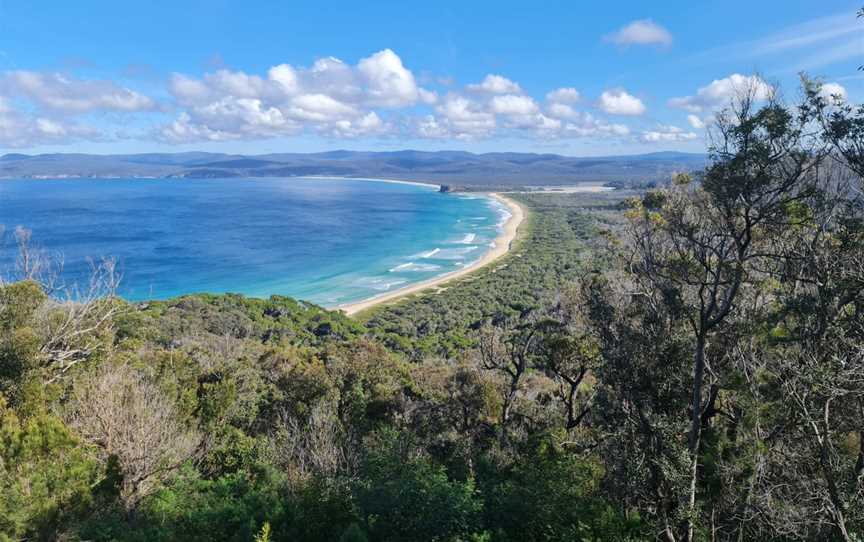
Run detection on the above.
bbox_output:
[0,0,860,156]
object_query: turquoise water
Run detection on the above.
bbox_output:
[0,177,506,306]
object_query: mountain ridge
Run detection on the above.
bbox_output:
[0,149,707,187]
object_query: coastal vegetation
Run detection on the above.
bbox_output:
[1,80,863,542]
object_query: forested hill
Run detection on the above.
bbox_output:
[0,150,706,187]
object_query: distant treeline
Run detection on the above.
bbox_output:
[0,149,707,188]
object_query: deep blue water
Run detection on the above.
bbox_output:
[0,177,506,306]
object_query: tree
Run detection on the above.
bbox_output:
[0,397,98,540]
[622,84,829,539]
[477,316,538,430]
[353,429,482,542]
[69,362,200,512]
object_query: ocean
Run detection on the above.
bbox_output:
[0,177,507,306]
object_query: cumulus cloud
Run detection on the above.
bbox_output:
[818,82,847,103]
[326,112,390,138]
[267,64,300,94]
[598,89,646,115]
[606,19,673,47]
[0,50,680,148]
[559,111,630,138]
[687,114,706,129]
[358,49,421,107]
[640,124,698,143]
[669,74,773,113]
[546,103,579,119]
[416,85,641,141]
[467,74,522,94]
[421,94,497,139]
[160,48,442,142]
[490,94,539,116]
[0,96,101,147]
[1,71,158,113]
[546,87,580,104]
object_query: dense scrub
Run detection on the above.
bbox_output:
[2,81,864,541]
[362,190,628,359]
[0,197,638,541]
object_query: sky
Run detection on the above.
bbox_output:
[0,0,860,156]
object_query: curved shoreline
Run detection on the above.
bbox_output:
[337,192,525,316]
[302,175,441,190]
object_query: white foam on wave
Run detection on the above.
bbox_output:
[496,209,512,228]
[419,248,441,258]
[353,276,410,291]
[367,278,408,291]
[456,233,476,244]
[389,262,442,273]
[432,246,480,260]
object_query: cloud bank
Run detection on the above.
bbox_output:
[0,48,721,149]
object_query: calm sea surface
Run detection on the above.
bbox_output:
[0,177,506,306]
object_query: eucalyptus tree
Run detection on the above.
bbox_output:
[622,84,830,539]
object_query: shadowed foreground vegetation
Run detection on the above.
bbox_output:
[2,80,864,541]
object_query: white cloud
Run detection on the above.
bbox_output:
[598,89,646,115]
[2,71,157,113]
[640,124,698,143]
[418,88,438,104]
[560,111,631,137]
[161,49,438,142]
[327,112,390,138]
[169,74,213,106]
[0,50,653,147]
[669,73,773,113]
[287,93,358,122]
[205,69,269,99]
[0,97,101,147]
[467,74,522,94]
[547,103,579,119]
[606,19,673,47]
[490,94,539,116]
[267,64,300,94]
[357,48,420,107]
[687,114,705,129]
[416,87,643,141]
[818,82,847,103]
[160,97,298,143]
[546,87,580,103]
[430,94,497,139]
[416,115,450,139]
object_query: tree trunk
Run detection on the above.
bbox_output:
[690,333,707,452]
[686,332,707,541]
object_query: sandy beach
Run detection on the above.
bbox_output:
[338,192,526,316]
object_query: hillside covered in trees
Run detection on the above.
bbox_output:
[1,81,863,542]
[0,150,706,189]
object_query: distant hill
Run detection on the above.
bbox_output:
[0,150,707,188]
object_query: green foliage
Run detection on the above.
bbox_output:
[338,523,369,542]
[481,437,644,541]
[254,522,272,542]
[354,429,483,542]
[0,398,98,541]
[80,468,287,542]
[0,281,45,399]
